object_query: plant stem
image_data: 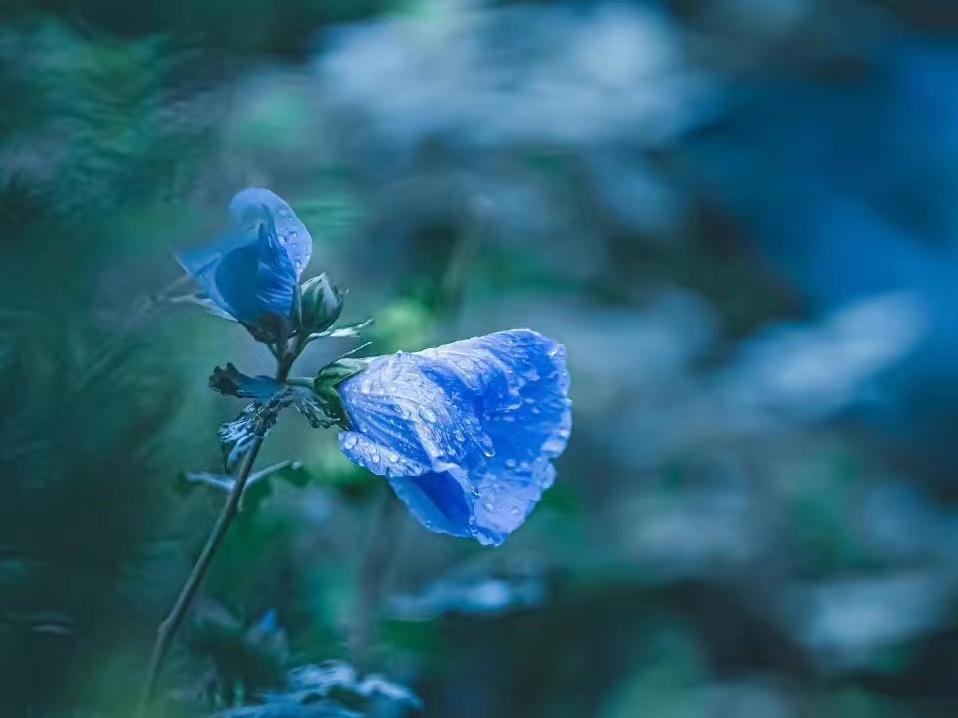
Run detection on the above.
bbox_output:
[137,361,292,716]
[137,438,263,716]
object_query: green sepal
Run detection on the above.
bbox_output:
[313,357,370,429]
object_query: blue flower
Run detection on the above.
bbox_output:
[178,188,312,339]
[335,329,572,546]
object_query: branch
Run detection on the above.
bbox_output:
[137,361,294,716]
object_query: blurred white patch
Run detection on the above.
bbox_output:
[389,575,545,619]
[315,1,714,149]
[717,292,927,420]
[786,571,952,670]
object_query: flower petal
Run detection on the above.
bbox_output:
[337,329,572,545]
[178,188,312,329]
[338,429,473,538]
[228,187,312,276]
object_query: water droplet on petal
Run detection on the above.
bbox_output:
[522,367,540,381]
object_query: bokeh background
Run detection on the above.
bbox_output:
[3,0,958,716]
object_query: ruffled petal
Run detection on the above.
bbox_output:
[338,429,473,538]
[337,329,572,545]
[228,188,312,276]
[178,189,311,329]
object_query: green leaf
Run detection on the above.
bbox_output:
[177,461,312,514]
[211,365,337,470]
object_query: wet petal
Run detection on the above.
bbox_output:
[178,188,312,330]
[336,329,572,545]
[229,187,312,276]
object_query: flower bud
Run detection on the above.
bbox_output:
[300,273,344,334]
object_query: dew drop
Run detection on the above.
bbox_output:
[370,453,381,464]
[505,458,517,469]
[543,437,566,453]
[343,435,358,449]
[484,501,494,511]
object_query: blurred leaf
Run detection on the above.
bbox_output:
[368,298,434,353]
[388,576,546,621]
[213,661,421,717]
[177,461,311,514]
[185,604,289,707]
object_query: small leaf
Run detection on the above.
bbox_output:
[308,317,374,342]
[219,401,279,472]
[177,461,311,513]
[240,461,310,513]
[177,470,234,496]
[212,367,336,470]
[210,363,284,399]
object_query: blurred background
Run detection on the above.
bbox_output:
[3,0,958,716]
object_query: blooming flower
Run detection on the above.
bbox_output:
[178,188,312,339]
[335,329,572,546]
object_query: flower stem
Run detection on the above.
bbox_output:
[137,361,292,716]
[137,439,264,716]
